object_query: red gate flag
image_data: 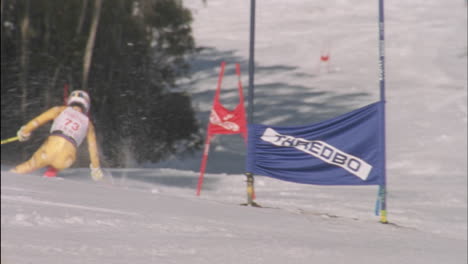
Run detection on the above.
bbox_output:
[196,62,247,196]
[208,65,247,139]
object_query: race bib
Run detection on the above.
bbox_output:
[50,107,89,146]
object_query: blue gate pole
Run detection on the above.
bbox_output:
[248,0,256,123]
[378,0,388,223]
[245,0,257,206]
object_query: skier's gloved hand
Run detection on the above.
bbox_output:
[90,165,103,181]
[17,126,31,142]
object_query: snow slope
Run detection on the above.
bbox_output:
[1,168,466,264]
[1,0,466,263]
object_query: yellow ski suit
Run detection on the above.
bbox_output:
[11,106,101,174]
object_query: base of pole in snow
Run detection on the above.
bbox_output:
[246,173,254,205]
[240,202,262,207]
[241,173,261,207]
[379,210,388,224]
[375,185,388,223]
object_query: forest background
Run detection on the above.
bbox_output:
[1,0,202,167]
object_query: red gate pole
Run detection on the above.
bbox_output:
[63,84,69,104]
[196,62,226,196]
[235,63,248,143]
[196,133,212,196]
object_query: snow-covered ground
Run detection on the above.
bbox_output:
[2,0,466,263]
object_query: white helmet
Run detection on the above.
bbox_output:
[67,90,91,113]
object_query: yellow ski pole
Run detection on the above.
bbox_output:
[1,136,19,145]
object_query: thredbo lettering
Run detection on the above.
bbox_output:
[262,128,372,180]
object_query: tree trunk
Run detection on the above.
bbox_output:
[1,0,4,58]
[20,0,30,119]
[82,0,103,91]
[76,0,89,36]
[43,1,51,50]
[19,0,31,160]
[45,65,62,109]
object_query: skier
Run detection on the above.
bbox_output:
[10,90,103,180]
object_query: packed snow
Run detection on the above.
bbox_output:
[2,0,466,263]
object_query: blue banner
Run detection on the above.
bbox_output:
[246,102,384,185]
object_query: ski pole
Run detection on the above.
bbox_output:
[1,136,19,145]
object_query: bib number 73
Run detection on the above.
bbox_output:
[65,118,80,131]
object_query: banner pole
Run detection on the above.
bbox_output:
[245,0,257,206]
[248,0,256,119]
[378,0,388,223]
